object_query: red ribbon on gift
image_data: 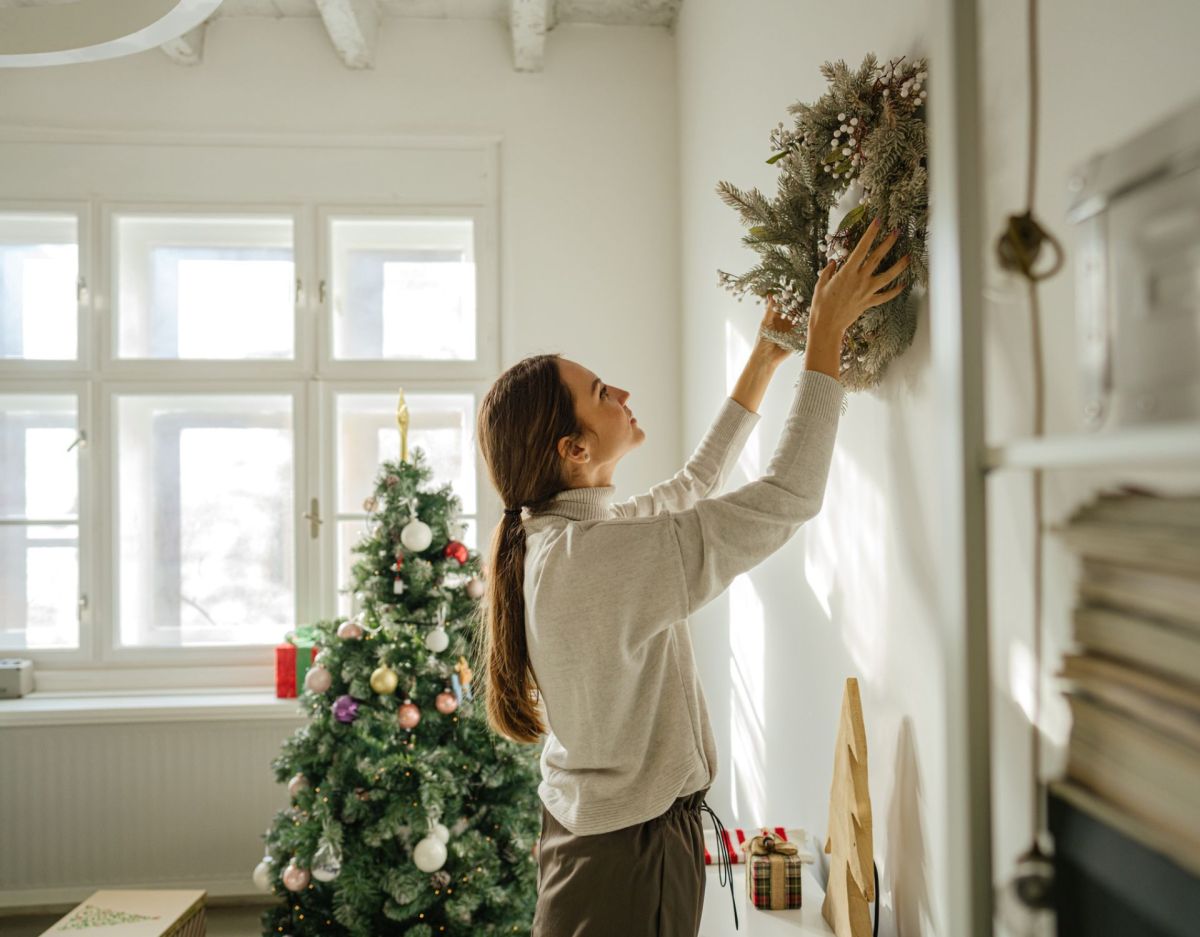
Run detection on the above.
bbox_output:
[703,826,791,865]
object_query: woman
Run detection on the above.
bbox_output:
[474,218,909,936]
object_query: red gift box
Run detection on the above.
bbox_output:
[275,642,319,698]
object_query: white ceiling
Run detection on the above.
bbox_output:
[0,0,682,27]
[0,0,680,70]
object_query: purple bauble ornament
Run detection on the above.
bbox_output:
[333,694,360,723]
[435,691,458,715]
[397,700,421,730]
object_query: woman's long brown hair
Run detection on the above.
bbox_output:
[472,354,580,744]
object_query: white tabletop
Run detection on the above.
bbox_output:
[701,864,836,936]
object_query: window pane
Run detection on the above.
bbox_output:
[329,218,475,360]
[336,391,476,515]
[0,394,80,521]
[0,213,78,360]
[116,394,295,646]
[0,524,79,651]
[115,215,294,359]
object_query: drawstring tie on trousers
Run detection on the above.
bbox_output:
[699,798,738,931]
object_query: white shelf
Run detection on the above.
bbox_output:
[984,421,1200,471]
[0,688,310,727]
[701,865,835,936]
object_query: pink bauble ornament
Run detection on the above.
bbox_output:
[282,862,310,892]
[397,700,422,730]
[435,691,458,715]
[465,577,485,599]
[287,773,310,799]
[305,665,332,694]
[337,619,363,640]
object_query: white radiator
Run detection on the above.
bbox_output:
[0,716,302,911]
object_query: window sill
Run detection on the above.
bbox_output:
[0,687,310,727]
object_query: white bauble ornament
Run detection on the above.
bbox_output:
[400,518,433,552]
[287,773,310,799]
[425,625,449,653]
[432,822,450,844]
[253,857,272,892]
[413,834,448,872]
[465,577,485,599]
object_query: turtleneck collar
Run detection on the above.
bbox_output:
[526,485,615,523]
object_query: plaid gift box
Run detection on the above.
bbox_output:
[740,829,807,910]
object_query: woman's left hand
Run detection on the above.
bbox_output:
[752,293,794,367]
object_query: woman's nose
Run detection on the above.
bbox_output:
[615,387,631,404]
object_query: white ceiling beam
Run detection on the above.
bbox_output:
[159,22,207,67]
[315,0,380,70]
[510,0,551,73]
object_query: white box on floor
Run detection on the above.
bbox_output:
[40,890,206,937]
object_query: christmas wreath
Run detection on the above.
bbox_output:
[716,54,929,391]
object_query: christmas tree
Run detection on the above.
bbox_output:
[255,398,542,937]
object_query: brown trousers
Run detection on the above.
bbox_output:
[532,786,738,937]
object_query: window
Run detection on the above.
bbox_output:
[114,214,295,360]
[328,217,476,361]
[0,180,497,690]
[0,212,79,361]
[0,394,81,649]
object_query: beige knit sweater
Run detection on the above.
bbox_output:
[520,368,846,835]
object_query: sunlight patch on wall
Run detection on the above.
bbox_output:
[1007,639,1071,748]
[804,446,890,682]
[729,572,767,821]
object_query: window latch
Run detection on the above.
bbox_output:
[302,497,323,539]
[67,429,87,452]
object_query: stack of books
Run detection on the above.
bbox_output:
[1051,487,1200,876]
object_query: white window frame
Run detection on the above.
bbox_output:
[1,182,498,692]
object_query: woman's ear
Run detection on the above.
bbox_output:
[556,434,589,464]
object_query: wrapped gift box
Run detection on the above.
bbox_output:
[275,626,321,698]
[40,889,206,936]
[739,829,815,911]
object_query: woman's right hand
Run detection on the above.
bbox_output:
[809,217,911,340]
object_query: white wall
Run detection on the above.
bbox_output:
[677,1,1200,936]
[0,15,682,502]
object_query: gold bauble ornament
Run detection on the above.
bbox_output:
[370,664,399,696]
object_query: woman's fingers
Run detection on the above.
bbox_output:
[863,282,906,309]
[845,218,882,269]
[871,254,911,287]
[863,228,901,271]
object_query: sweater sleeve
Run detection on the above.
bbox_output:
[668,368,845,615]
[609,397,760,518]
[543,369,845,648]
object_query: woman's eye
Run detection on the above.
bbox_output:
[600,386,608,400]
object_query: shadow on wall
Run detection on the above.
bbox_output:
[885,715,934,936]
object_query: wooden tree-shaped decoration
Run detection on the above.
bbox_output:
[822,677,874,937]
